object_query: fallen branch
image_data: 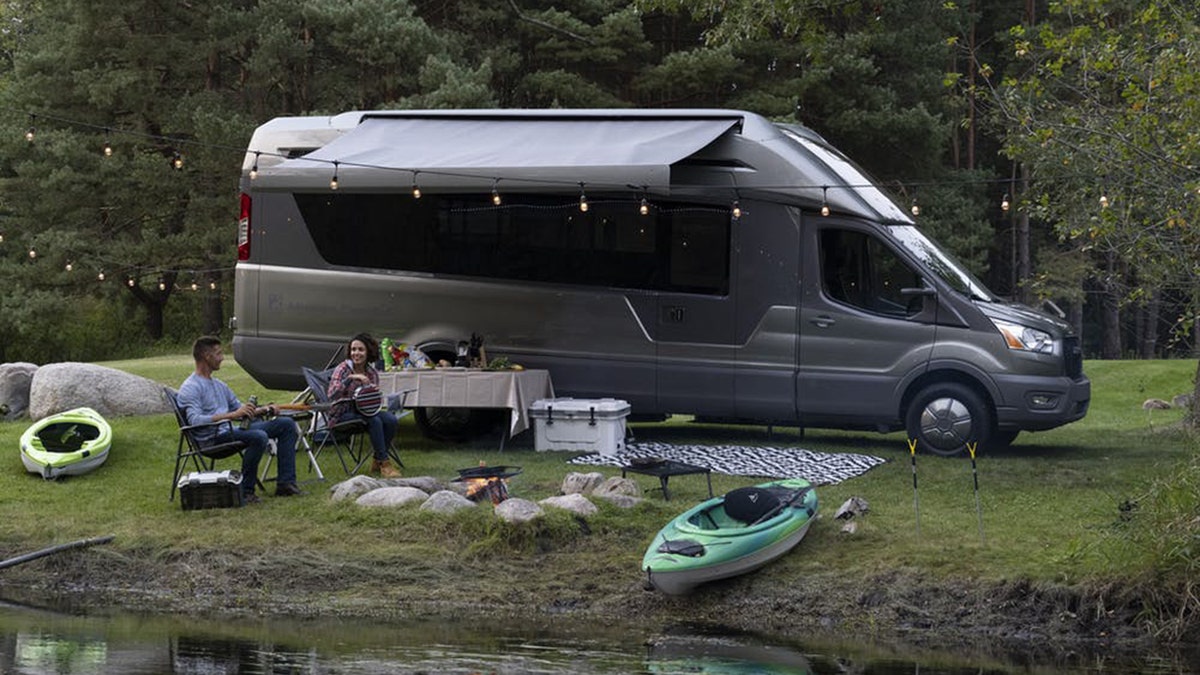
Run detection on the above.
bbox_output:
[0,535,115,571]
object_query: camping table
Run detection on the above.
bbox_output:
[621,460,713,501]
[376,369,554,448]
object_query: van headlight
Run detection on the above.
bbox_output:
[990,319,1057,354]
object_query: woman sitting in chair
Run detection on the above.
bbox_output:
[328,333,401,478]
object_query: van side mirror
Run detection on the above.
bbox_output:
[900,286,937,319]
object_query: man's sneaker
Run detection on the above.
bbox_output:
[275,482,304,497]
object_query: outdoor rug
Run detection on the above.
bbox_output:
[568,441,887,485]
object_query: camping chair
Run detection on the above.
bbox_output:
[166,388,256,501]
[301,366,373,475]
[258,409,326,487]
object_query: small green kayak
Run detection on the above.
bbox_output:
[642,478,818,595]
[20,407,112,480]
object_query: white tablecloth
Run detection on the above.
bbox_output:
[376,369,554,436]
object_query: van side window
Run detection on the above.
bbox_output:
[293,193,730,295]
[820,228,923,317]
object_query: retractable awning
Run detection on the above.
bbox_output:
[257,115,742,191]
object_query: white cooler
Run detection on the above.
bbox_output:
[529,398,630,455]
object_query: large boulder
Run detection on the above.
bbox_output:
[356,486,429,507]
[0,362,38,420]
[540,493,598,517]
[29,362,173,420]
[419,490,477,514]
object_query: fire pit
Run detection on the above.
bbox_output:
[453,465,522,505]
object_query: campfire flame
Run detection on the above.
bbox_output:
[464,476,510,505]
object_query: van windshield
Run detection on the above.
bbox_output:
[886,225,996,301]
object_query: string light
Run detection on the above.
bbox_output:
[411,171,421,199]
[172,151,183,170]
[102,128,113,157]
[910,197,920,217]
[0,233,4,243]
[97,270,105,282]
[65,262,73,272]
[158,279,166,291]
[578,183,588,212]
[190,281,198,291]
[820,186,830,216]
[24,115,35,143]
[330,160,339,190]
[639,197,649,216]
[1001,193,1011,212]
[1099,192,1110,209]
[209,281,217,290]
[126,277,135,287]
[249,151,260,180]
[731,200,742,220]
[491,179,502,206]
[28,248,36,259]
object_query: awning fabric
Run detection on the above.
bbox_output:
[259,115,740,191]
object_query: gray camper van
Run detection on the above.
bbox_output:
[233,109,1089,455]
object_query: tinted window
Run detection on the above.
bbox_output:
[294,193,730,295]
[820,228,923,317]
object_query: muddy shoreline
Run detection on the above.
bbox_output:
[0,545,1180,668]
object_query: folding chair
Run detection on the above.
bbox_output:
[301,367,372,476]
[166,388,253,501]
[258,408,326,486]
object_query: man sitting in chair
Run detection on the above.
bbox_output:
[178,336,302,503]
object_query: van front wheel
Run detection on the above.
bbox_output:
[905,383,993,457]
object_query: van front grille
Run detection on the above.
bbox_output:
[1063,336,1083,378]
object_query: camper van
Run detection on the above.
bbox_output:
[233,109,1089,455]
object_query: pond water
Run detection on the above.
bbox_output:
[0,597,1195,674]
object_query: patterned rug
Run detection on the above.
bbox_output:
[568,441,887,485]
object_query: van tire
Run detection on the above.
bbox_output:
[905,383,993,457]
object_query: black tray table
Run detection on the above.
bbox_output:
[621,459,713,501]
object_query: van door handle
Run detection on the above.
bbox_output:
[810,315,836,328]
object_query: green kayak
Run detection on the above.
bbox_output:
[642,477,818,595]
[20,407,112,480]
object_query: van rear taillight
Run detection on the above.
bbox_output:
[237,192,251,261]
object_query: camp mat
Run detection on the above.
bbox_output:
[568,441,887,486]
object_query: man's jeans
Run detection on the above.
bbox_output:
[213,417,299,494]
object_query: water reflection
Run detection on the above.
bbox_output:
[1,598,1197,674]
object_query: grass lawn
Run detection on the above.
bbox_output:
[0,354,1196,637]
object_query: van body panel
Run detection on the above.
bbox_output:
[232,108,1089,448]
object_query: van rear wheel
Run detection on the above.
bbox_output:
[905,383,993,457]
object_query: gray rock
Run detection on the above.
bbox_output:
[593,476,641,499]
[1172,393,1194,409]
[377,475,444,493]
[0,362,38,420]
[29,362,173,420]
[329,475,386,502]
[356,486,429,507]
[593,493,642,509]
[419,490,477,514]
[561,471,605,495]
[1142,398,1171,410]
[540,493,598,517]
[494,497,543,523]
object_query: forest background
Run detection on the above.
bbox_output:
[0,0,1196,375]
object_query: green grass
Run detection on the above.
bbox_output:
[0,355,1196,616]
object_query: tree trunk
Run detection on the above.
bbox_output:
[202,271,224,336]
[1100,255,1122,359]
[1137,293,1159,359]
[1016,165,1031,304]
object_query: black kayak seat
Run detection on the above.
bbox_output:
[724,486,783,524]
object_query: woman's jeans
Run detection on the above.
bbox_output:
[362,410,399,460]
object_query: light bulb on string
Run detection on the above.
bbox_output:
[732,200,742,220]
[820,186,830,217]
[491,179,502,206]
[411,171,421,199]
[97,270,105,282]
[578,183,588,213]
[639,197,649,216]
[190,281,198,291]
[158,279,166,291]
[910,197,920,217]
[172,151,184,170]
[209,281,217,291]
[1001,193,1011,212]
[24,115,35,144]
[1099,192,1110,209]
[65,262,73,272]
[27,248,36,259]
[126,278,136,288]
[330,161,339,190]
[103,129,113,157]
[0,233,4,243]
[249,152,260,181]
